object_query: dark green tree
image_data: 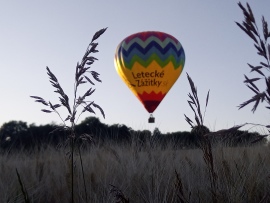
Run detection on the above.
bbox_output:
[0,121,29,150]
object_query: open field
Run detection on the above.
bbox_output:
[0,142,269,203]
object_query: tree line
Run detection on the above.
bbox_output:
[0,116,266,151]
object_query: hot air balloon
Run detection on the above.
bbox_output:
[114,31,185,123]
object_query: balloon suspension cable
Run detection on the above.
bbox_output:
[148,114,155,123]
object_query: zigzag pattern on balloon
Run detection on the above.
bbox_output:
[124,32,179,44]
[138,90,165,101]
[121,41,184,59]
[120,53,184,70]
[123,36,181,49]
[118,38,185,70]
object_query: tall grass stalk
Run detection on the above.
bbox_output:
[78,145,88,202]
[184,73,220,202]
[16,168,30,203]
[30,28,107,202]
[236,2,270,114]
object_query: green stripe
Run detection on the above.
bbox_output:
[123,54,185,70]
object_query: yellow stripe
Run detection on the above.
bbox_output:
[115,60,183,95]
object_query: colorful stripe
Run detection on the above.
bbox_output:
[137,91,166,113]
[116,33,185,70]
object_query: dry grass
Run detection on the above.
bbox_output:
[30,28,107,203]
[0,142,269,203]
[236,2,270,113]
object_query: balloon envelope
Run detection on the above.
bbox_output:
[114,31,185,113]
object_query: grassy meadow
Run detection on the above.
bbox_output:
[1,3,269,202]
[0,140,269,203]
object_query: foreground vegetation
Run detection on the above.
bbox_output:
[0,141,269,203]
[0,2,269,203]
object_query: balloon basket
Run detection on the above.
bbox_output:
[148,114,155,123]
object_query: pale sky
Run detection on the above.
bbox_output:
[1,1,269,134]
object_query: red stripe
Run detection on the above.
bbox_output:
[137,91,166,113]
